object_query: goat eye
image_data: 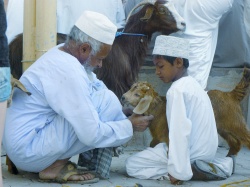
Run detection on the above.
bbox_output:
[134,93,140,97]
[159,7,165,14]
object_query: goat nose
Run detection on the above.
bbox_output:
[97,61,102,68]
[120,95,125,103]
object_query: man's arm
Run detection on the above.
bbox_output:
[195,0,234,21]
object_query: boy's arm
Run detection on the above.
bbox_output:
[166,88,193,181]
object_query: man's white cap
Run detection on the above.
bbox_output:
[153,35,190,59]
[75,11,117,45]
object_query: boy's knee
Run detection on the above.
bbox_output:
[126,157,135,176]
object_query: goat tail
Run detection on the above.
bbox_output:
[231,67,250,101]
[244,132,250,151]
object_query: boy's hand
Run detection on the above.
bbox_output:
[168,174,183,185]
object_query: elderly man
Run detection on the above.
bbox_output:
[3,11,153,184]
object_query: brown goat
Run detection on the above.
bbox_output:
[9,2,184,98]
[121,67,250,156]
[208,68,250,156]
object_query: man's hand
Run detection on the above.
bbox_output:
[168,174,183,185]
[128,113,154,132]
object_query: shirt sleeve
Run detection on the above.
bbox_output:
[194,0,234,22]
[41,64,133,149]
[166,88,193,181]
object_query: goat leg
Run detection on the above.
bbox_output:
[218,130,241,156]
[6,155,18,175]
[150,138,161,148]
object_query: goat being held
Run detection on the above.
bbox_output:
[121,67,250,157]
[9,0,185,99]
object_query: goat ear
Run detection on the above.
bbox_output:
[133,95,153,114]
[140,7,154,22]
[11,76,31,96]
[7,76,31,108]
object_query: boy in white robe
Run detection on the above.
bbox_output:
[126,35,234,185]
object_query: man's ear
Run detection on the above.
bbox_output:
[79,43,91,54]
[133,95,153,114]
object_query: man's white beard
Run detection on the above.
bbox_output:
[83,56,95,73]
[82,56,96,81]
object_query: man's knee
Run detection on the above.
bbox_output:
[92,89,125,121]
[92,89,120,107]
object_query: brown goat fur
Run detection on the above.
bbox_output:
[208,68,250,156]
[121,67,250,156]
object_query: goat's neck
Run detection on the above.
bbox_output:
[115,33,149,82]
[124,17,153,38]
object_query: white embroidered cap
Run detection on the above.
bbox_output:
[153,35,190,59]
[75,11,117,45]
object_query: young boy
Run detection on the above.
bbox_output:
[126,35,234,185]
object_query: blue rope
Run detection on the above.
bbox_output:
[115,31,147,38]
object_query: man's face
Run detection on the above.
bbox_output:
[82,44,112,72]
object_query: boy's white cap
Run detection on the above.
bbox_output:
[153,35,190,59]
[75,11,117,45]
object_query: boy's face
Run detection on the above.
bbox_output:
[153,57,182,83]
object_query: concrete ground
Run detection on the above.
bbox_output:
[2,67,250,187]
[2,146,250,187]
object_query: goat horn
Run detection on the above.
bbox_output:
[126,0,156,22]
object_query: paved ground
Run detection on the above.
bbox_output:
[2,146,250,187]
